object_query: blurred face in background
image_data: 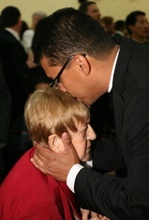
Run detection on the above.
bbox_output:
[129,15,149,42]
[87,3,101,22]
[32,13,45,30]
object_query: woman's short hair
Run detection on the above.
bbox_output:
[25,87,90,145]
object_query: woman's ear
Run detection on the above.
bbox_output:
[48,134,65,153]
[74,54,91,75]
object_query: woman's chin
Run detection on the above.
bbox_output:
[81,153,90,162]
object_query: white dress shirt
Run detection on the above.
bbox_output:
[22,29,34,53]
[5,27,21,42]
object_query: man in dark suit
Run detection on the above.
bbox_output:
[0,60,11,183]
[31,8,149,219]
[0,6,35,125]
[125,10,149,44]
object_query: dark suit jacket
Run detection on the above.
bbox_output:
[75,38,149,220]
[0,60,11,181]
[0,60,11,144]
[0,30,30,124]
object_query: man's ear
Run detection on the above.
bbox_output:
[48,134,65,153]
[74,54,91,75]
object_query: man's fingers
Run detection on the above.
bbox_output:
[61,132,79,163]
[30,153,47,174]
[34,142,58,167]
[81,209,90,220]
[61,132,72,149]
[30,134,79,181]
[34,141,51,157]
[97,215,110,220]
[34,141,42,149]
[91,211,98,217]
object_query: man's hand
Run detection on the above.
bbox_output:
[30,132,80,181]
[81,209,110,220]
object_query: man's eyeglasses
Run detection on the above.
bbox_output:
[50,54,86,88]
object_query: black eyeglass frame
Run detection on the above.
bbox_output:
[50,54,86,88]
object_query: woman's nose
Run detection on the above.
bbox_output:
[87,124,96,140]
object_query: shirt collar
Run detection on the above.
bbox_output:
[5,27,21,42]
[108,49,120,93]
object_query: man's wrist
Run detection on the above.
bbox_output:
[66,164,84,193]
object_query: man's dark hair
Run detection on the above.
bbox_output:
[101,16,114,26]
[78,1,96,13]
[125,10,145,34]
[33,7,115,65]
[1,6,21,27]
[115,20,125,31]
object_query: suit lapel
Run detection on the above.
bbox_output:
[112,38,135,146]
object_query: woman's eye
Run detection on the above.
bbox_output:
[81,128,87,138]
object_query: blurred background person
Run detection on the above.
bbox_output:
[20,20,29,40]
[125,10,149,44]
[113,20,128,43]
[101,16,115,36]
[22,11,47,54]
[0,6,36,127]
[78,1,102,24]
[115,20,127,37]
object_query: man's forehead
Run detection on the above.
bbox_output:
[40,56,49,66]
[136,15,147,22]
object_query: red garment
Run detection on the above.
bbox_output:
[0,148,82,220]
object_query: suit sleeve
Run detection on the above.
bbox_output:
[75,88,149,220]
